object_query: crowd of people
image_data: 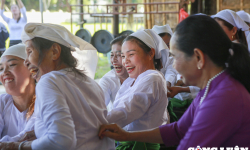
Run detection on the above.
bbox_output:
[0,0,250,149]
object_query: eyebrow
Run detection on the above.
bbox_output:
[7,58,19,62]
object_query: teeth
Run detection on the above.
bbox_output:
[5,79,14,83]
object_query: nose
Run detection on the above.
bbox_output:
[24,58,30,68]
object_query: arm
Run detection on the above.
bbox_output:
[0,0,10,23]
[30,78,76,150]
[16,0,24,9]
[168,86,190,98]
[165,57,178,87]
[99,124,163,144]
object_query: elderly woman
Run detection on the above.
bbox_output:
[99,15,250,148]
[0,44,35,143]
[106,29,169,149]
[99,35,129,111]
[2,23,115,150]
[0,0,27,47]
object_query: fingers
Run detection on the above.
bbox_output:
[98,124,119,139]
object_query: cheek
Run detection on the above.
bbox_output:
[117,57,123,64]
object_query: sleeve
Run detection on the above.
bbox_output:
[31,77,76,150]
[99,77,112,106]
[164,57,177,86]
[0,97,5,138]
[0,114,35,142]
[107,80,159,128]
[160,91,242,148]
[0,9,10,23]
[159,99,196,146]
[20,7,27,22]
[189,86,200,99]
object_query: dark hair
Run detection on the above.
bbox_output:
[123,36,162,70]
[175,15,250,93]
[31,37,85,78]
[110,35,128,46]
[215,17,248,46]
[159,33,172,38]
[11,4,21,23]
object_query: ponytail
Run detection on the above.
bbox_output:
[236,29,248,47]
[228,43,250,93]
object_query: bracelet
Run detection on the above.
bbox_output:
[18,141,27,150]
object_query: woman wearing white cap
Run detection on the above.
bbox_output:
[11,23,115,150]
[152,24,177,87]
[0,44,36,143]
[212,9,249,47]
[106,29,168,150]
[236,10,250,26]
[99,35,129,111]
[152,24,200,100]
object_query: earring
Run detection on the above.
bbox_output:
[232,35,234,40]
[198,66,201,69]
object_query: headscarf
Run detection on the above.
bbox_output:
[152,24,173,36]
[212,9,249,31]
[21,23,98,79]
[129,29,169,70]
[236,10,250,23]
[1,43,27,60]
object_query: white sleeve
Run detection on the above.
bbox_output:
[164,57,177,86]
[0,9,10,23]
[20,7,27,22]
[0,114,35,142]
[0,97,5,139]
[99,77,112,106]
[107,80,158,128]
[189,86,200,99]
[31,78,76,150]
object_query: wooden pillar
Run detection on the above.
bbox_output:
[113,0,119,37]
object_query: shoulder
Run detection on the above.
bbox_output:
[100,69,118,82]
[136,70,165,84]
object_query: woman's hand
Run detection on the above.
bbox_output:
[18,130,36,142]
[98,124,130,141]
[168,86,182,98]
[0,142,19,150]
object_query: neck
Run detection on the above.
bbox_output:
[13,14,19,20]
[12,82,35,112]
[197,63,224,90]
[119,73,129,85]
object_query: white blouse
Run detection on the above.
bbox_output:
[0,94,35,142]
[0,7,27,40]
[107,70,168,131]
[99,69,121,111]
[31,69,114,150]
[161,57,178,86]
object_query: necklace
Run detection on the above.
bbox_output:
[199,70,225,105]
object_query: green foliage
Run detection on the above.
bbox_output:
[95,54,111,79]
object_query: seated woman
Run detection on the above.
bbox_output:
[212,9,249,48]
[152,24,177,87]
[99,15,250,148]
[99,35,129,111]
[107,29,169,149]
[0,23,115,149]
[0,43,36,142]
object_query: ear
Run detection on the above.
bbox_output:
[51,43,61,61]
[232,26,237,36]
[149,48,156,60]
[193,48,205,70]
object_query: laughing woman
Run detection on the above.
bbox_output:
[106,29,169,150]
[7,23,114,150]
[99,35,129,111]
[0,44,35,143]
[99,15,250,148]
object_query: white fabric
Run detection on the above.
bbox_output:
[0,94,35,142]
[247,33,250,53]
[161,56,178,86]
[236,10,250,23]
[99,69,121,111]
[0,7,27,40]
[212,9,249,31]
[152,24,173,36]
[107,70,168,131]
[129,29,169,70]
[21,23,98,79]
[31,69,114,150]
[1,43,26,59]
